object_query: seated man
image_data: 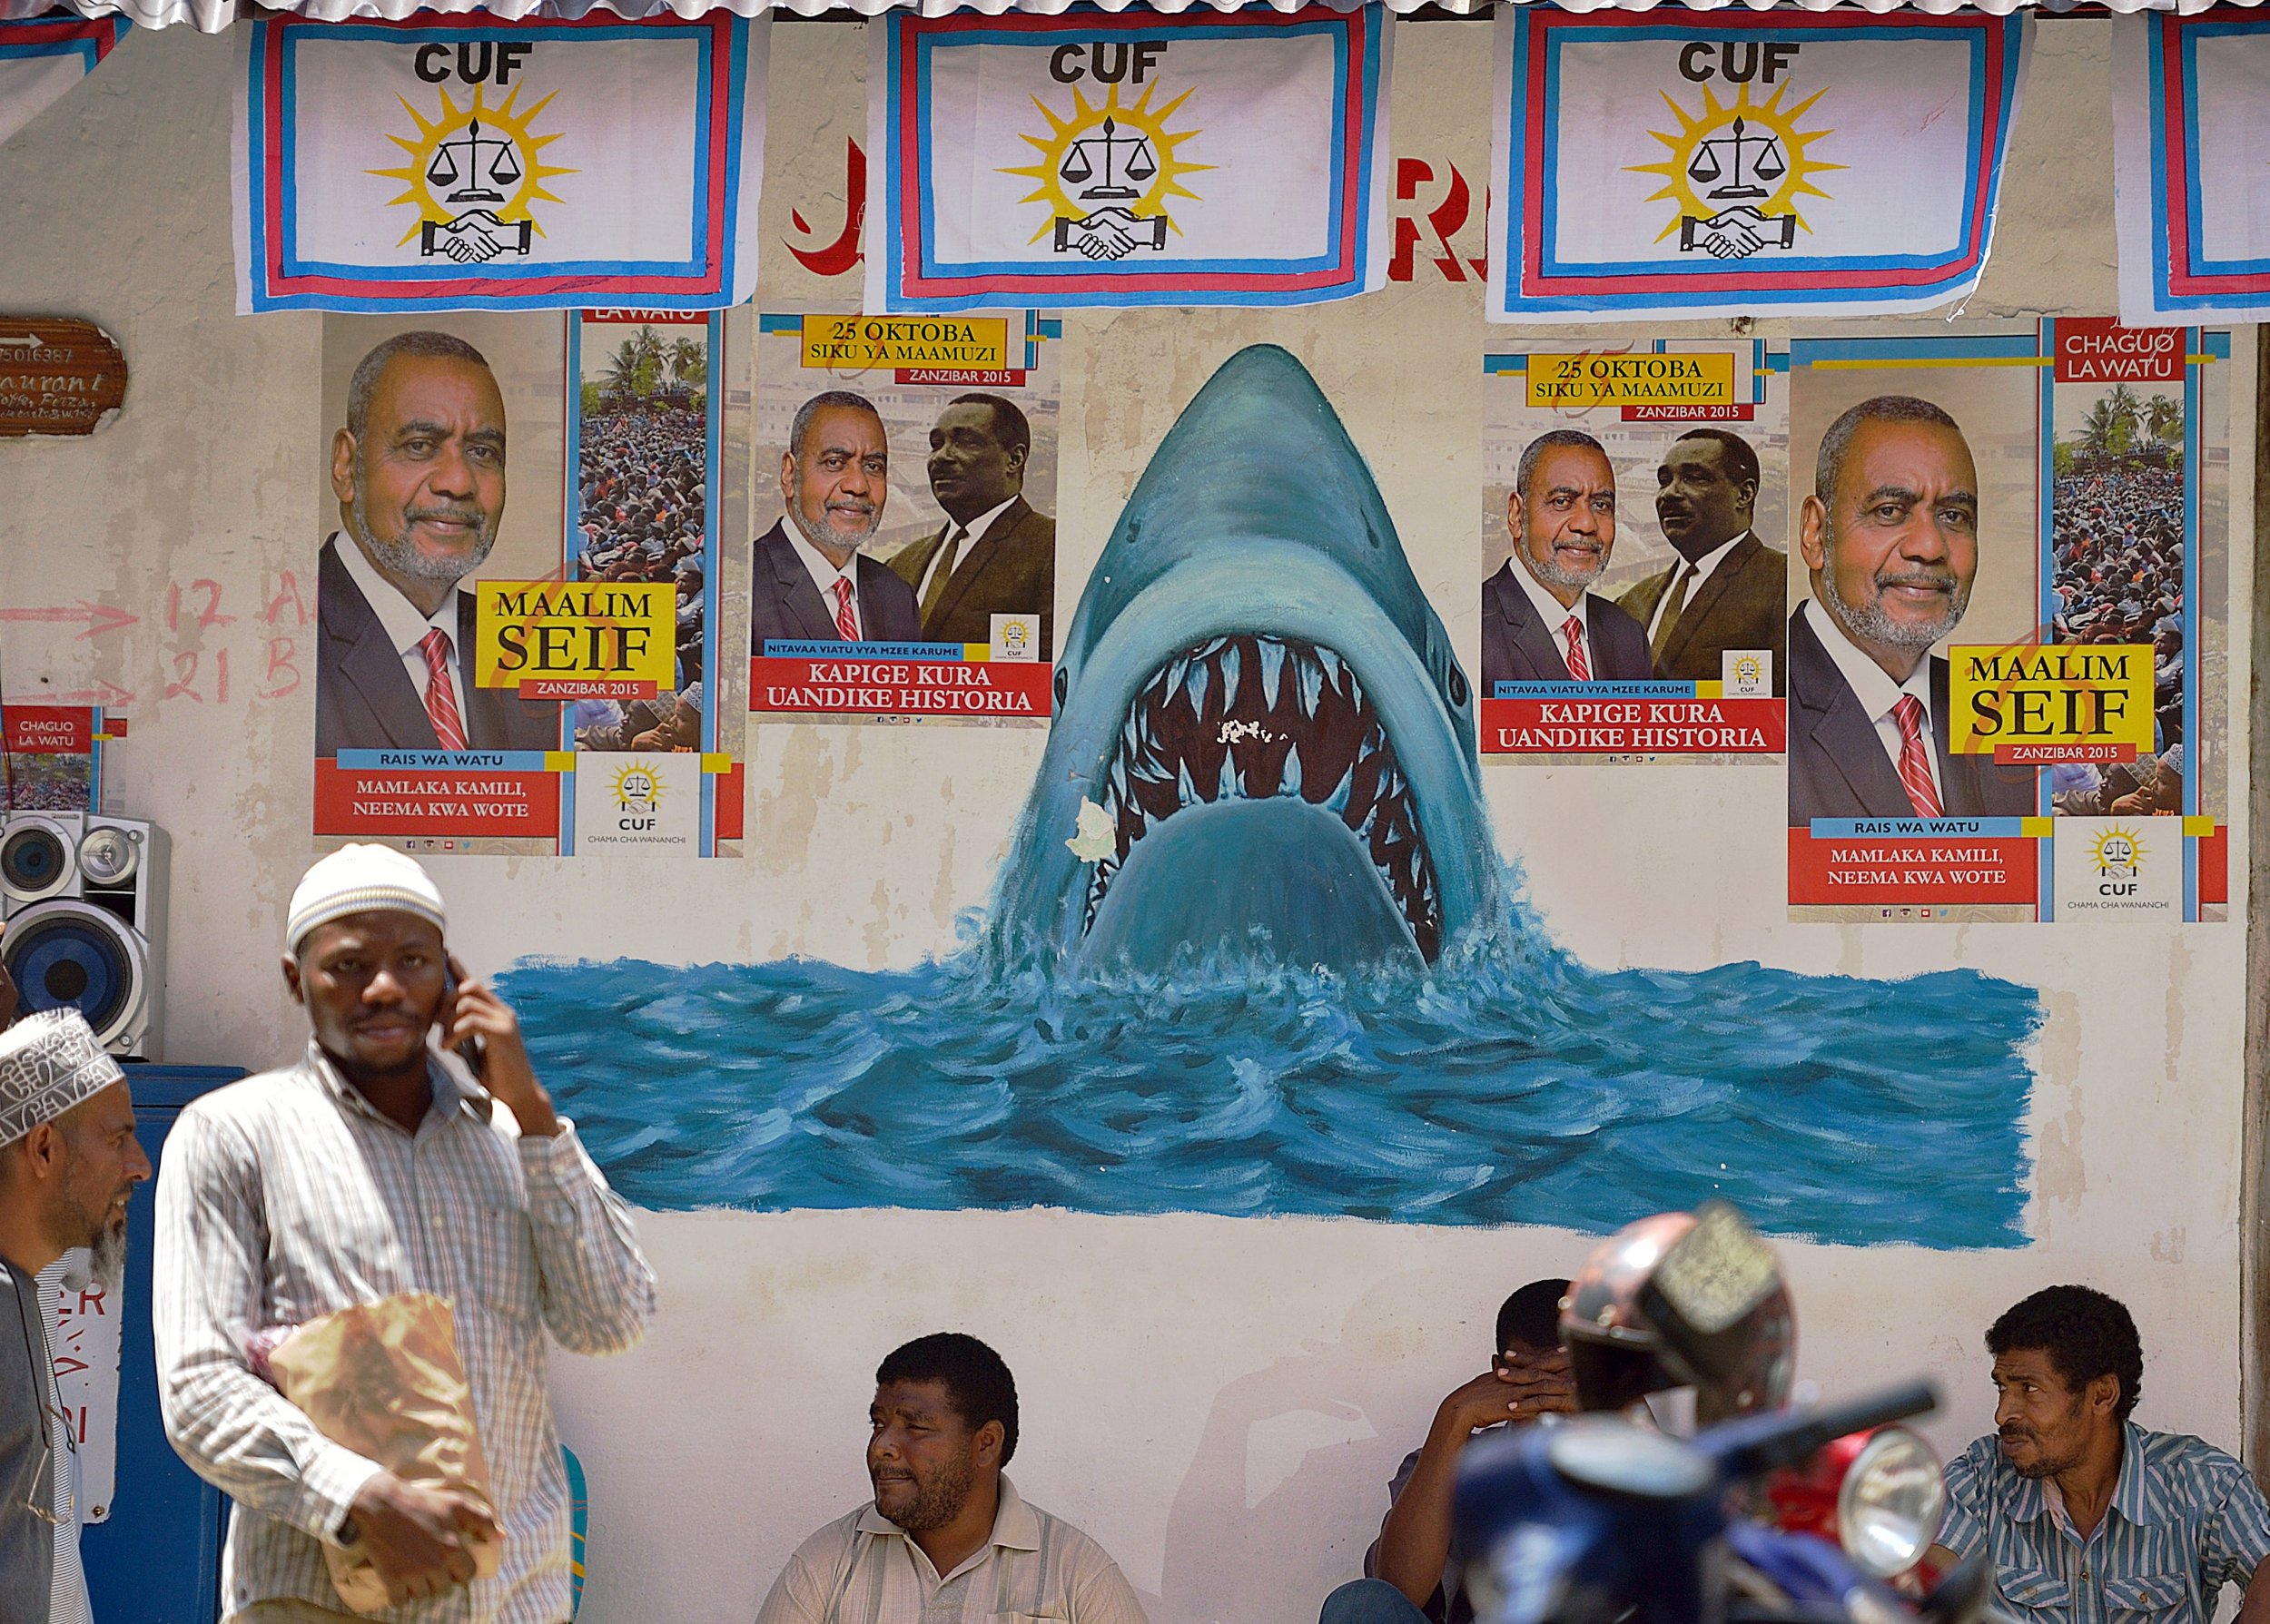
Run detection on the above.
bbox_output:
[756,1333,1148,1624]
[1930,1284,2270,1624]
[1320,1279,1575,1624]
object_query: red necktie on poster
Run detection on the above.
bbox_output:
[1892,694,1943,818]
[1561,615,1591,683]
[419,629,469,752]
[833,577,860,642]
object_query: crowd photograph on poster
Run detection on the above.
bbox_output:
[5,6,2270,1624]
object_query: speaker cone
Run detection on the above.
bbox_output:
[0,821,74,903]
[1,901,145,1048]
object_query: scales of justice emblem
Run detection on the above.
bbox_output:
[371,84,575,264]
[1002,82,1208,261]
[1629,79,1839,261]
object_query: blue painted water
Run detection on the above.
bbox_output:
[499,881,2039,1248]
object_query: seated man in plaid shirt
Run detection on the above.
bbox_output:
[1930,1284,2270,1624]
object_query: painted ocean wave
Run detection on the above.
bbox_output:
[499,883,2039,1248]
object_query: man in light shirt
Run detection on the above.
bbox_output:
[751,390,923,651]
[1480,430,1651,693]
[153,846,656,1621]
[1787,395,2032,822]
[1617,428,1786,693]
[315,330,561,756]
[756,1333,1149,1624]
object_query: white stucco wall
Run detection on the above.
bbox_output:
[0,16,2254,1624]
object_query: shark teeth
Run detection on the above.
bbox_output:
[1081,632,1444,960]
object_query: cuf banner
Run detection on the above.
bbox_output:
[2112,11,2270,325]
[0,12,125,150]
[867,5,1392,310]
[232,13,765,313]
[1489,9,2027,324]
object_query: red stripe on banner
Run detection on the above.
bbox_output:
[263,25,290,290]
[2199,824,2228,906]
[1517,9,2008,300]
[715,761,745,842]
[894,5,1373,300]
[3,15,117,49]
[1480,695,1784,755]
[313,760,562,840]
[749,655,1054,719]
[2160,14,2202,293]
[1788,829,2038,908]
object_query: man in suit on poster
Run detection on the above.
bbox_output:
[1788,395,2034,823]
[1480,429,1652,690]
[889,394,1057,659]
[317,330,561,756]
[751,389,923,650]
[1617,428,1787,694]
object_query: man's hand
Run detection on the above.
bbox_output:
[1440,1348,1578,1433]
[345,1471,498,1607]
[443,956,561,1137]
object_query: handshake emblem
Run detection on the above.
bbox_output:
[418,210,536,265]
[1051,206,1170,262]
[1675,205,1799,261]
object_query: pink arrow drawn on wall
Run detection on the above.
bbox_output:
[0,602,140,640]
[44,681,137,705]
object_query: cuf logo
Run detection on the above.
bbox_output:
[2091,824,2145,881]
[1002,49,1208,263]
[371,45,574,265]
[611,762,663,816]
[1627,43,1839,261]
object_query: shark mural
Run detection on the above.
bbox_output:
[503,346,2042,1247]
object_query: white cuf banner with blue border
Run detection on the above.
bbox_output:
[868,5,1392,311]
[2112,9,2270,325]
[232,12,765,313]
[0,12,125,150]
[1489,8,2028,324]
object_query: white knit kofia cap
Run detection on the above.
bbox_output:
[286,843,448,953]
[0,1011,125,1147]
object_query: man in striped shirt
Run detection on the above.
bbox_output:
[755,1333,1150,1624]
[153,846,658,1622]
[1931,1285,2270,1624]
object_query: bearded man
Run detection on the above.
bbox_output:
[316,330,560,754]
[1930,1285,2270,1624]
[1788,395,2033,822]
[755,1334,1148,1624]
[0,1012,149,1622]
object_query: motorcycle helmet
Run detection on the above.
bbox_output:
[1559,1202,1796,1424]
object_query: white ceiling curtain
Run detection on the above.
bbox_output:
[0,0,2237,40]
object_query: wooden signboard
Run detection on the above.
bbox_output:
[0,319,125,438]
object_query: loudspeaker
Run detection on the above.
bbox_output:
[0,814,167,1058]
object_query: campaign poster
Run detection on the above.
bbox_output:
[1479,340,1787,763]
[0,708,103,812]
[749,310,1061,725]
[1784,323,2229,922]
[313,310,743,855]
[560,309,742,855]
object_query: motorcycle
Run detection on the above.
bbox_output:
[1454,1203,1989,1624]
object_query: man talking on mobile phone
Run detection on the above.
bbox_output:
[152,844,657,1623]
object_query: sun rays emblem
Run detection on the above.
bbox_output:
[999,83,1209,262]
[610,763,662,815]
[1627,81,1841,261]
[369,85,576,264]
[2090,824,2145,879]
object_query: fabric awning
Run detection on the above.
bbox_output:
[0,0,2236,44]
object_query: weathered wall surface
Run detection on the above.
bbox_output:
[0,17,2255,1623]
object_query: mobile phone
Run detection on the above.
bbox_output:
[440,969,488,1078]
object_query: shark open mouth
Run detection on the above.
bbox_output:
[1083,633,1444,960]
